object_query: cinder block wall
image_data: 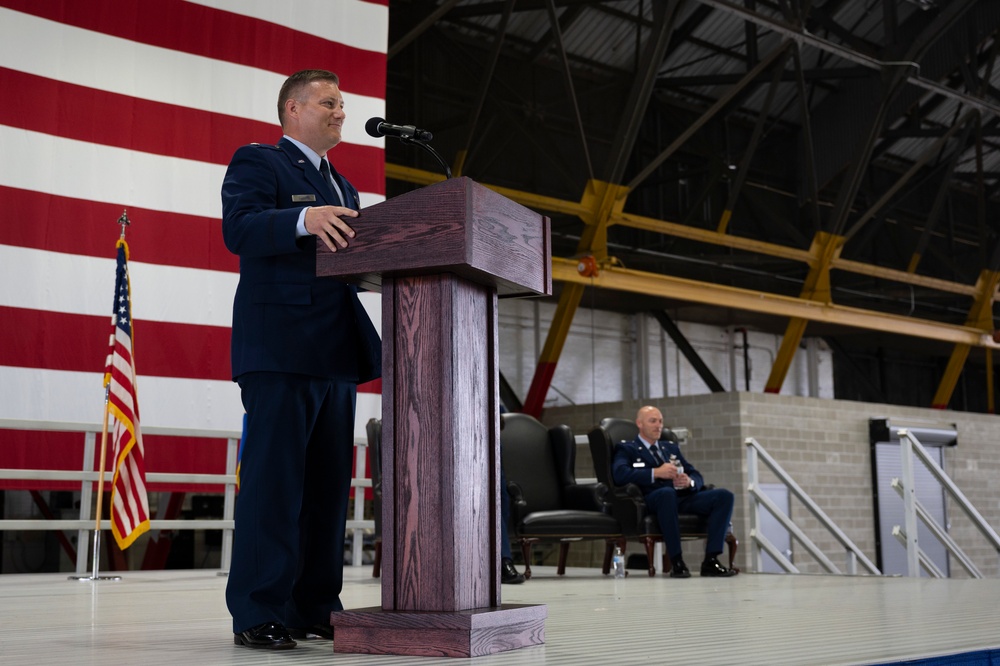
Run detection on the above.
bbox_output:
[543,393,1000,577]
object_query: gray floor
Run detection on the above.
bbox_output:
[0,565,997,665]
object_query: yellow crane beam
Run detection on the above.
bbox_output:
[551,257,997,349]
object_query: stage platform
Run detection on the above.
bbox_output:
[0,565,997,665]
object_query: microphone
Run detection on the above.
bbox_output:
[365,117,433,142]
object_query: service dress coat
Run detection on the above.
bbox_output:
[222,137,380,383]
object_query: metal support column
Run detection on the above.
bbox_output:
[932,269,1000,408]
[765,232,843,393]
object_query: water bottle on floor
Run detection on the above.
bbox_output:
[613,545,625,579]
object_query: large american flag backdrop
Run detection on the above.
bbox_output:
[0,0,388,492]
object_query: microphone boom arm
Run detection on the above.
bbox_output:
[400,137,452,179]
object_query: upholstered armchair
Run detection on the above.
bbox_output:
[501,412,622,579]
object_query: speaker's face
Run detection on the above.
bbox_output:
[287,80,346,154]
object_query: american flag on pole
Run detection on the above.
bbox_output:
[0,1,386,492]
[106,238,151,549]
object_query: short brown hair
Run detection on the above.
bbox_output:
[277,69,340,127]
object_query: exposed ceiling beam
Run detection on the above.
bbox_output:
[604,0,680,184]
[551,257,998,348]
[627,42,791,192]
[694,0,1000,117]
[389,0,463,59]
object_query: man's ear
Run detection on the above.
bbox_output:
[284,97,299,122]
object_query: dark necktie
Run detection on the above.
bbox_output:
[649,444,665,466]
[318,159,342,205]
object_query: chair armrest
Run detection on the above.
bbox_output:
[564,481,610,512]
[618,483,652,526]
[621,483,647,505]
[507,481,529,525]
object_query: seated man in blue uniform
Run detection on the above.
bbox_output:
[612,405,737,578]
[499,408,524,584]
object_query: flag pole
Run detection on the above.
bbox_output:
[69,386,121,581]
[70,211,131,582]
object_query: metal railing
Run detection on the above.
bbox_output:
[0,418,375,574]
[892,428,1000,578]
[746,436,881,575]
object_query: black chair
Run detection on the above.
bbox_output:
[501,412,622,579]
[365,417,383,578]
[587,417,738,577]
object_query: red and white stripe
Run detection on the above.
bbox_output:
[0,0,388,489]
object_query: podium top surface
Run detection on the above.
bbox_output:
[316,177,551,297]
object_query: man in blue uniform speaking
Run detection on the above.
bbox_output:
[612,405,737,579]
[221,69,381,650]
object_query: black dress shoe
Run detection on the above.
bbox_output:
[233,621,296,649]
[288,624,334,640]
[501,558,525,584]
[669,558,691,578]
[700,556,738,577]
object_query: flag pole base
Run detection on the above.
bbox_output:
[69,575,122,582]
[67,529,122,582]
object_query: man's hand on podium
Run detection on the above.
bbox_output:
[305,205,358,252]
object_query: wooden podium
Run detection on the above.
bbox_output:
[317,177,551,657]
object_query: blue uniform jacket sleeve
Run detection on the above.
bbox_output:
[222,145,305,258]
[666,443,705,492]
[612,442,654,491]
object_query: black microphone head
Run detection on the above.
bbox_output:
[365,117,385,138]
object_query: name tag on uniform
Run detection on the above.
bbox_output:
[292,194,316,202]
[632,462,646,468]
